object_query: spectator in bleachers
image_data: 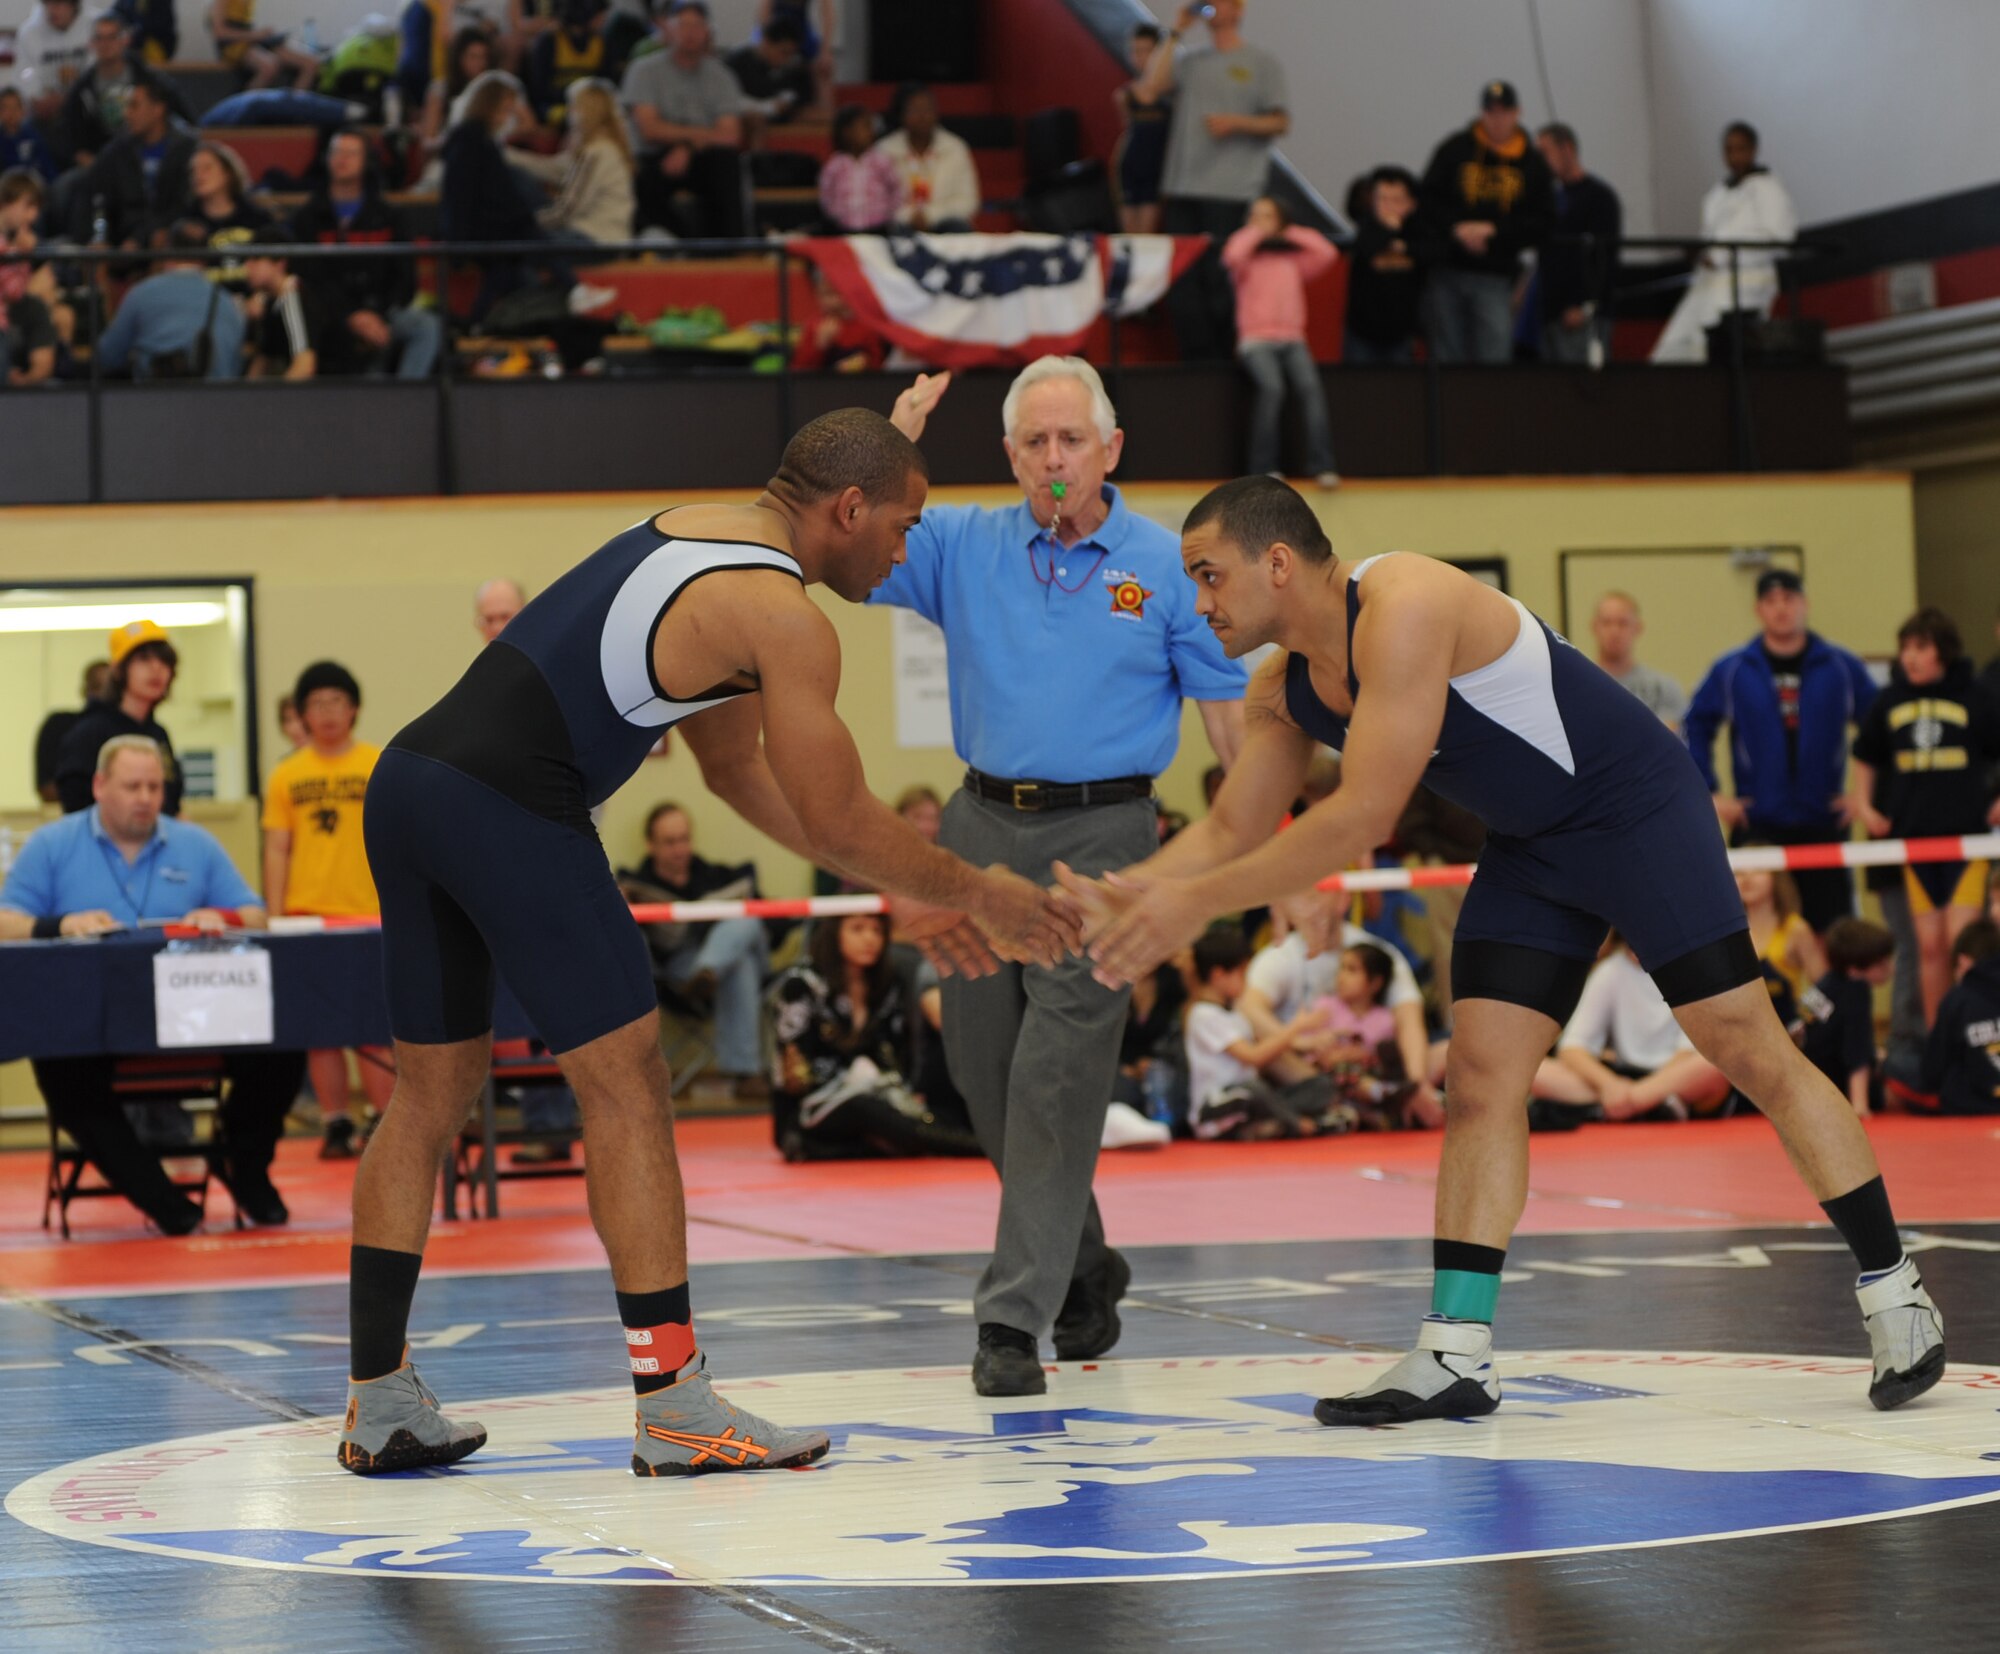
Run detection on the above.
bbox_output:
[287,127,442,379]
[1849,607,2000,1024]
[34,660,109,802]
[526,0,616,125]
[874,83,977,234]
[504,0,559,75]
[1,88,59,181]
[1530,936,1728,1121]
[1909,918,2000,1115]
[1686,568,1876,932]
[619,801,770,1097]
[242,223,320,377]
[395,0,458,112]
[621,0,750,238]
[1,169,65,386]
[12,0,93,129]
[1736,855,1826,1027]
[419,23,497,154]
[1112,21,1170,236]
[520,76,635,243]
[208,0,321,92]
[725,12,811,125]
[1143,0,1288,362]
[262,660,393,1157]
[754,0,832,114]
[55,620,182,812]
[110,0,174,64]
[76,76,192,244]
[1534,121,1620,366]
[1419,79,1554,364]
[89,218,244,377]
[793,261,883,371]
[1185,924,1347,1140]
[55,10,187,169]
[1342,166,1424,366]
[1652,120,1797,363]
[1799,918,1894,1117]
[816,102,893,232]
[1222,194,1338,489]
[769,913,979,1162]
[0,736,300,1234]
[187,140,269,286]
[1589,591,1686,731]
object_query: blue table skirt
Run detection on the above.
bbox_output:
[0,930,535,1062]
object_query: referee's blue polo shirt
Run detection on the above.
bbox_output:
[869,484,1247,783]
[0,808,258,927]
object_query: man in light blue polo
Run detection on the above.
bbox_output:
[879,357,1247,1396]
[0,735,300,1233]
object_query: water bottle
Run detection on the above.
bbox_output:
[1140,1061,1177,1132]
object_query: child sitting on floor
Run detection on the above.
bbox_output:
[1302,941,1408,1121]
[1798,918,1894,1117]
[1184,925,1351,1140]
[1905,919,2000,1116]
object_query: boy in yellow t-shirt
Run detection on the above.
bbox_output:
[263,661,394,1157]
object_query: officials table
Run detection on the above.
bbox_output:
[0,929,537,1215]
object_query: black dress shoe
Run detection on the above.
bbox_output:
[226,1174,289,1227]
[972,1323,1046,1397]
[149,1200,204,1237]
[1053,1248,1132,1361]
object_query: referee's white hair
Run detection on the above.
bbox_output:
[1002,356,1119,444]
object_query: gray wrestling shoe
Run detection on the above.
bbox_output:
[1858,1257,1947,1411]
[337,1358,487,1474]
[1315,1315,1501,1426]
[632,1351,831,1476]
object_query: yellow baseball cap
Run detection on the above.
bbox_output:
[108,618,171,666]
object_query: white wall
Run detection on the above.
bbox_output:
[1645,0,2000,228]
[1132,0,1659,231]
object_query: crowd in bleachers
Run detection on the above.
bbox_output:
[8,560,2000,1230]
[0,0,1817,393]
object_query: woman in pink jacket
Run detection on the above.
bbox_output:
[1223,197,1340,488]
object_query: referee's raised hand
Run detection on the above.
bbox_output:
[890,371,953,442]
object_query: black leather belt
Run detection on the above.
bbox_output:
[965,769,1154,812]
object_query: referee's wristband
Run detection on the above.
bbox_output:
[33,914,62,940]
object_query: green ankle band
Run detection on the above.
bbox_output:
[1431,1269,1500,1323]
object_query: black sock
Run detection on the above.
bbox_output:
[1821,1176,1904,1275]
[617,1282,694,1396]
[350,1244,424,1381]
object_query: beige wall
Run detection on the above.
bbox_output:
[1912,462,2000,665]
[0,473,1916,895]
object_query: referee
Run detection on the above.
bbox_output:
[881,359,1247,1395]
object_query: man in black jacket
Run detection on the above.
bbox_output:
[1535,121,1621,365]
[75,75,192,244]
[285,127,441,377]
[55,10,189,169]
[1418,79,1553,363]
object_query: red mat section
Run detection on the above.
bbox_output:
[3,1114,1994,1300]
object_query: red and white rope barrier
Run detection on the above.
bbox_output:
[252,833,2000,933]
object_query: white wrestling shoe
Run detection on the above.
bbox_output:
[1858,1256,1946,1411]
[1315,1314,1501,1426]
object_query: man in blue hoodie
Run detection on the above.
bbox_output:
[1686,569,1877,932]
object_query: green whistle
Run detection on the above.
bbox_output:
[1050,482,1066,500]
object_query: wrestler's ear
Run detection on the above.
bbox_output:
[1267,540,1295,585]
[833,483,867,531]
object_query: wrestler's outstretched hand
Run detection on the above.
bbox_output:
[970,866,1083,968]
[885,893,999,979]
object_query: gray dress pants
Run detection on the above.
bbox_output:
[938,788,1158,1337]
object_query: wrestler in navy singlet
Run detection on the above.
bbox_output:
[1285,555,1756,1015]
[364,520,803,1051]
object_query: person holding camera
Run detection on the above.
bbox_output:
[91,218,245,380]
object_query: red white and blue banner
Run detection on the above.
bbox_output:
[800,233,1209,369]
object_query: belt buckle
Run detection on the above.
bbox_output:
[1011,782,1041,811]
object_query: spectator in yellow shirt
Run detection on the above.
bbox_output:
[263,661,395,1157]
